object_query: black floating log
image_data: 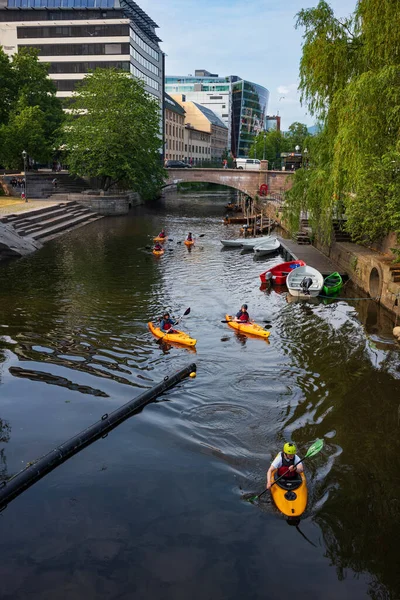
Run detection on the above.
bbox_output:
[0,363,196,511]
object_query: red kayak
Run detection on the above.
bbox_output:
[260,260,306,285]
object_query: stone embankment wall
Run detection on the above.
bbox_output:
[62,191,144,215]
[0,222,42,260]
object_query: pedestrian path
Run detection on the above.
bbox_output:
[0,199,65,217]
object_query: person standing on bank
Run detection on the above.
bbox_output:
[266,442,303,489]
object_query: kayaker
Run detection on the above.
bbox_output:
[187,232,193,242]
[234,304,251,323]
[158,229,166,238]
[266,442,303,489]
[160,312,178,334]
[153,242,163,252]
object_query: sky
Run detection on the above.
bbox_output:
[138,0,357,130]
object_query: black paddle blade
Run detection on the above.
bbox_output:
[183,307,191,316]
[199,234,205,238]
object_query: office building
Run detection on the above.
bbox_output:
[184,125,211,166]
[0,0,164,108]
[171,95,228,163]
[165,69,269,158]
[266,115,281,132]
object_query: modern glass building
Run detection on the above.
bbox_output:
[165,69,269,158]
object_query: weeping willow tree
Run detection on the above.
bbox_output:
[285,0,400,244]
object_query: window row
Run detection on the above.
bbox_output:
[130,29,159,61]
[166,111,183,124]
[9,0,114,7]
[48,60,130,73]
[17,24,129,38]
[130,47,159,76]
[166,140,183,151]
[165,124,184,138]
[0,8,120,20]
[188,145,211,154]
[18,42,129,55]
[131,65,159,90]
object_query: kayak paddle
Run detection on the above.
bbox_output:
[156,307,191,345]
[246,438,324,503]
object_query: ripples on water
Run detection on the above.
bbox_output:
[0,190,400,599]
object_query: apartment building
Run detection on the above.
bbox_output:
[184,126,211,166]
[171,95,228,163]
[164,93,185,161]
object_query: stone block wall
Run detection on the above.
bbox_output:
[66,191,144,215]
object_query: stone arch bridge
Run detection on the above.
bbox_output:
[164,167,294,200]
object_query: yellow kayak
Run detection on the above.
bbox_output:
[148,321,197,347]
[152,249,164,256]
[184,240,194,246]
[270,468,308,517]
[154,236,167,243]
[225,315,270,339]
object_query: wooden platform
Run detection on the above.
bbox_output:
[277,237,346,277]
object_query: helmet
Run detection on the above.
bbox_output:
[283,442,296,455]
[242,304,248,310]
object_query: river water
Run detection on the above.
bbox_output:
[0,190,400,600]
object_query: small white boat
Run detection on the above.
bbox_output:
[240,236,273,250]
[221,238,246,248]
[253,238,281,257]
[286,265,324,298]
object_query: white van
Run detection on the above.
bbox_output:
[235,158,261,171]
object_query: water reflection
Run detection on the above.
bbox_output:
[0,190,399,599]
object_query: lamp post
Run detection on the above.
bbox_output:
[263,132,266,160]
[22,150,28,202]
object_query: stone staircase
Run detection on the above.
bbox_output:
[293,218,312,245]
[0,202,103,243]
[332,220,352,242]
[23,172,90,199]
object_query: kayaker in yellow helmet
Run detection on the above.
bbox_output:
[160,312,178,334]
[234,304,252,323]
[266,442,303,490]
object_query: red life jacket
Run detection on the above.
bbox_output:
[277,452,296,478]
[239,311,249,322]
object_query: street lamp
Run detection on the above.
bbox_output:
[22,149,28,203]
[295,145,300,153]
[303,147,308,169]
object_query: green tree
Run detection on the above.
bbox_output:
[286,0,400,244]
[250,129,289,169]
[0,47,64,169]
[285,122,310,151]
[64,69,165,196]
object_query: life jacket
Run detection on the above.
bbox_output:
[239,311,249,322]
[159,231,166,238]
[277,452,296,478]
[162,319,173,331]
[187,235,193,241]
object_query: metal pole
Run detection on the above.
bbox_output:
[0,363,196,511]
[263,133,266,160]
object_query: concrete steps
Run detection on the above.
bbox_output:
[333,220,352,243]
[0,201,103,243]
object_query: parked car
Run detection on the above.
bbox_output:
[165,160,192,168]
[235,158,261,171]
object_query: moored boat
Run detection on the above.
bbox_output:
[224,216,247,224]
[260,260,306,285]
[253,238,281,257]
[270,469,308,517]
[221,238,246,248]
[225,315,270,340]
[148,322,197,347]
[286,266,324,298]
[323,272,343,296]
[240,236,274,250]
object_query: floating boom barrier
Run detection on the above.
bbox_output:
[0,363,197,511]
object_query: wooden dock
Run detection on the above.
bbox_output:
[277,237,346,277]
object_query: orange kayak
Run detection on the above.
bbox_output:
[152,249,164,256]
[148,321,197,347]
[184,240,194,246]
[225,315,270,340]
[154,236,167,243]
[269,468,308,517]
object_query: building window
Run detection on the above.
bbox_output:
[130,29,159,61]
[130,46,159,76]
[17,24,129,38]
[19,42,129,56]
[48,61,130,73]
[131,65,159,90]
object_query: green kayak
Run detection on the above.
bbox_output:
[323,272,343,296]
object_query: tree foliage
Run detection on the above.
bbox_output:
[64,69,165,196]
[249,122,311,168]
[286,0,400,244]
[0,47,64,169]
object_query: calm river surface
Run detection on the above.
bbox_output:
[1,190,400,600]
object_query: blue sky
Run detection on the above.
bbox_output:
[138,0,357,129]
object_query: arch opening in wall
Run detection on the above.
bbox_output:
[369,267,381,299]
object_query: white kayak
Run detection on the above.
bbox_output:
[286,265,324,298]
[253,238,281,256]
